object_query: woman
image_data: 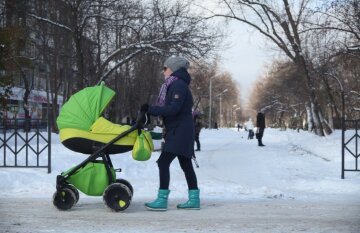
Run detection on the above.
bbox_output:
[140,56,200,211]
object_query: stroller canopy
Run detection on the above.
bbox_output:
[57,83,115,131]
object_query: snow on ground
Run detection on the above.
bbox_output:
[0,128,360,233]
[0,128,359,201]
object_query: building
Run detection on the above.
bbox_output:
[1,0,96,128]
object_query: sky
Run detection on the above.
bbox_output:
[191,0,277,103]
[219,21,272,102]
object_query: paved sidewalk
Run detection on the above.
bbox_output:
[1,198,359,233]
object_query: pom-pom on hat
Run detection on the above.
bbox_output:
[164,56,190,72]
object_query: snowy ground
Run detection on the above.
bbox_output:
[0,128,360,232]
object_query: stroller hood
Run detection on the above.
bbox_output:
[57,83,115,131]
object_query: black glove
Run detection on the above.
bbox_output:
[143,112,151,125]
[139,103,150,125]
[140,103,149,113]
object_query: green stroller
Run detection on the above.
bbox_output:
[53,83,153,212]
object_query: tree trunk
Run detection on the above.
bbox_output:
[328,106,334,129]
[310,101,324,136]
[278,111,284,128]
[319,109,332,135]
[13,59,30,132]
[305,103,313,132]
[74,34,84,91]
[323,76,341,119]
[22,74,30,132]
[296,55,325,136]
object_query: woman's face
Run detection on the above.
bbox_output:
[163,67,173,79]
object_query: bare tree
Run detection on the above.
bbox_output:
[19,0,223,124]
[304,0,360,123]
[97,0,222,83]
[189,58,241,127]
[1,0,34,131]
[208,0,331,135]
[250,60,308,130]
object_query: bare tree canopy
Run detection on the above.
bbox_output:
[1,0,227,130]
[205,0,358,135]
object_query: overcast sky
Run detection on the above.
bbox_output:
[219,20,275,103]
[190,0,277,103]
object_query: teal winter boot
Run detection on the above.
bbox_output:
[177,189,200,210]
[145,189,170,211]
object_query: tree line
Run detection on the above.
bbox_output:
[1,0,242,131]
[2,0,359,136]
[211,0,360,135]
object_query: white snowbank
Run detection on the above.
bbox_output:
[0,128,359,202]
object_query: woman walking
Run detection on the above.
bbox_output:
[140,56,200,211]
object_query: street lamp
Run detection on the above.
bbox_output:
[217,89,228,127]
[232,106,241,127]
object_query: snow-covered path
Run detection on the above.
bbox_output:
[194,129,360,202]
[0,128,360,232]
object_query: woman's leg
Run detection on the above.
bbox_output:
[157,152,177,189]
[177,156,198,189]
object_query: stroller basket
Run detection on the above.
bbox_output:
[63,160,115,196]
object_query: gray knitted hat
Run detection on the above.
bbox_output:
[164,56,190,72]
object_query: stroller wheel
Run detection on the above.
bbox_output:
[115,179,134,197]
[64,184,80,204]
[53,188,76,211]
[103,183,131,212]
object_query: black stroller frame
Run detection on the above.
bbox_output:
[53,113,145,212]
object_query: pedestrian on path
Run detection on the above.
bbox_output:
[256,109,266,146]
[193,113,202,151]
[140,56,200,211]
[245,118,254,139]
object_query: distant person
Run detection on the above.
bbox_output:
[245,118,254,139]
[194,114,202,151]
[237,123,241,132]
[214,122,218,129]
[256,109,266,146]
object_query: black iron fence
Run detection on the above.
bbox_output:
[342,119,360,178]
[0,118,51,173]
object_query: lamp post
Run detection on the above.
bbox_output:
[232,106,241,127]
[217,89,228,127]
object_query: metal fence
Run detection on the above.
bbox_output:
[0,118,51,173]
[342,119,360,179]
